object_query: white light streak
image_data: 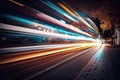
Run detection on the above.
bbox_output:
[0,23,94,41]
[37,13,91,36]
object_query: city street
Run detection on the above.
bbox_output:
[0,0,120,80]
[0,44,119,80]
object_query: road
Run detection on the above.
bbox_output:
[0,43,104,80]
[0,43,98,80]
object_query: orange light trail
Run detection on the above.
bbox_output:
[58,2,76,17]
[57,2,96,32]
[0,43,98,64]
[9,0,24,6]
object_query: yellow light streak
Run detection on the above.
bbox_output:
[58,2,76,17]
[57,2,96,32]
[9,0,24,6]
[0,43,97,64]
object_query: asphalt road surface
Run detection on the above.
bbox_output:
[0,44,118,80]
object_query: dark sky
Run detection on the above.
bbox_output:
[63,0,105,15]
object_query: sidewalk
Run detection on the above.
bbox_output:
[74,44,119,80]
[107,45,120,80]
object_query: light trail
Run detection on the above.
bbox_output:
[0,43,96,64]
[59,2,97,35]
[23,47,93,80]
[40,1,76,21]
[57,2,96,32]
[85,18,99,34]
[8,1,93,37]
[2,14,85,36]
[36,13,92,37]
[85,18,98,30]
[0,42,99,53]
[9,0,24,6]
[76,16,95,31]
[57,2,76,17]
[8,0,99,37]
[0,23,96,41]
[11,49,81,76]
[0,43,91,53]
